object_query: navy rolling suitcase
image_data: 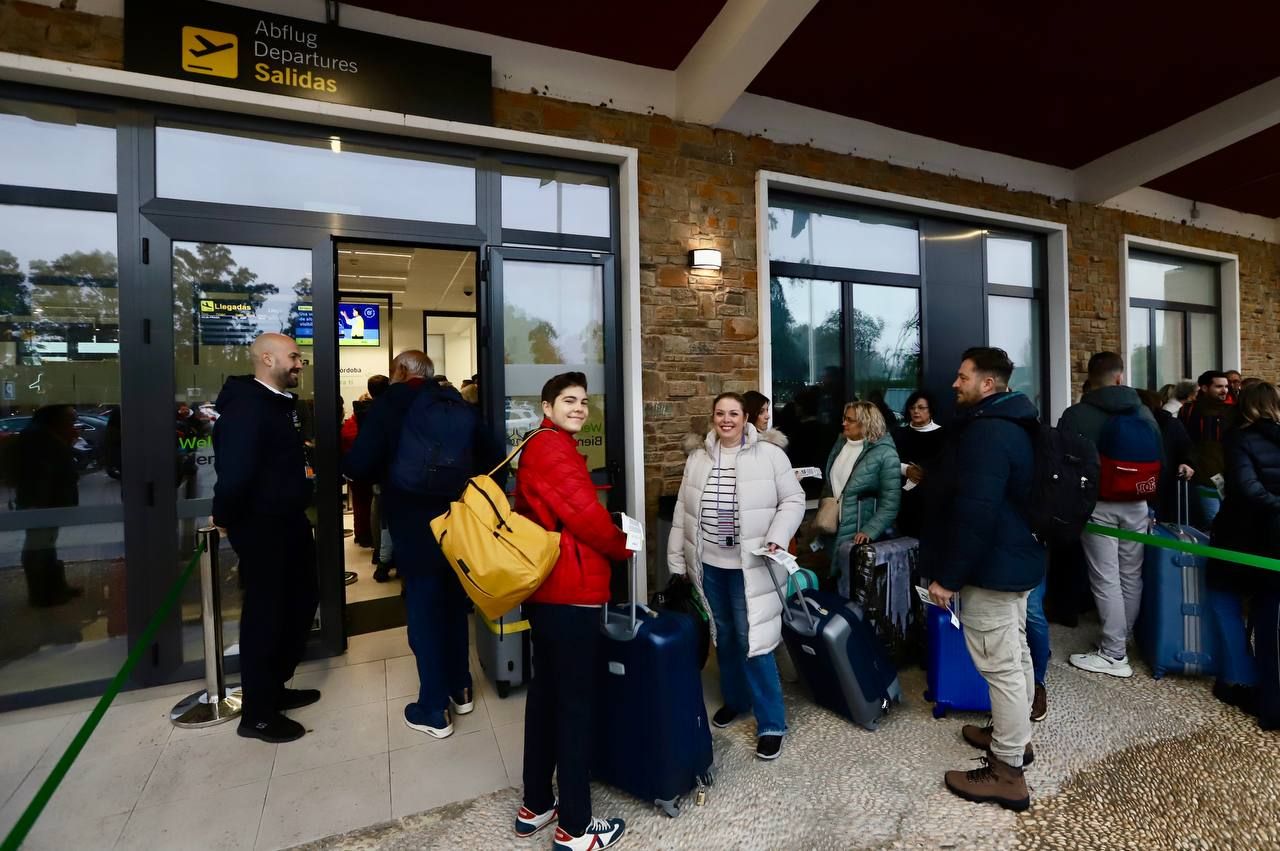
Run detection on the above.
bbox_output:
[770,561,901,730]
[594,555,714,817]
[1138,483,1219,679]
[923,603,991,718]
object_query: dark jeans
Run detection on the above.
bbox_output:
[228,515,319,722]
[402,568,472,715]
[523,602,601,837]
[22,525,70,606]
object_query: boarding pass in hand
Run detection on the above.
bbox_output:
[915,585,960,628]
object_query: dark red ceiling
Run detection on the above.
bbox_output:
[1147,124,1280,219]
[346,0,727,70]
[746,1,1280,170]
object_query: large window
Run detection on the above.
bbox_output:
[767,199,922,484]
[1126,250,1219,389]
[985,233,1044,411]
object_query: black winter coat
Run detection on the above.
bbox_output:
[1152,408,1195,523]
[921,391,1046,593]
[1210,419,1280,595]
[342,379,506,577]
[211,376,312,528]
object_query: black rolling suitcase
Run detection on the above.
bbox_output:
[839,537,923,666]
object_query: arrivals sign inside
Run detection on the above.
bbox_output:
[124,0,492,124]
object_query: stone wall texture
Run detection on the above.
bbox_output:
[2,4,1278,518]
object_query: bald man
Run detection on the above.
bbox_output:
[213,332,320,743]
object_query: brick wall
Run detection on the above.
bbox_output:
[2,4,1278,519]
[0,1,123,69]
[493,90,1280,513]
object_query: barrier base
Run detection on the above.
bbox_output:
[170,686,243,728]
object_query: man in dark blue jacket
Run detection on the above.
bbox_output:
[212,333,319,743]
[344,350,505,741]
[924,347,1045,812]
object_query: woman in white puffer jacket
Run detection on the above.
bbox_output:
[667,392,805,760]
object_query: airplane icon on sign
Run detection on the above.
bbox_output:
[189,34,234,58]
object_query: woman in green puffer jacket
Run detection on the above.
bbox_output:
[823,401,902,560]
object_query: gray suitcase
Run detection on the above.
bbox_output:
[475,607,531,698]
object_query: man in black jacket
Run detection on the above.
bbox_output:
[213,332,319,743]
[344,350,505,740]
[924,347,1044,812]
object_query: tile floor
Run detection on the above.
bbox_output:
[0,624,525,851]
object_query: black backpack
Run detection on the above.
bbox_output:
[1021,422,1100,547]
[389,387,480,499]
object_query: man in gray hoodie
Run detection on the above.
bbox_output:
[1058,352,1162,678]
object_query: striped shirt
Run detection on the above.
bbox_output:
[700,443,741,569]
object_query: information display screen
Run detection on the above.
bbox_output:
[338,302,379,346]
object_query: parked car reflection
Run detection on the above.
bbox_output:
[0,412,107,472]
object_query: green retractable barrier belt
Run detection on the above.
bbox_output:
[1084,522,1280,573]
[0,543,206,851]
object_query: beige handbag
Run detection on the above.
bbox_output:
[812,496,840,535]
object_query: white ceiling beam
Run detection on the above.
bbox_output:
[675,0,819,126]
[1075,75,1280,204]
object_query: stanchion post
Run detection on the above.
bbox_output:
[170,526,243,727]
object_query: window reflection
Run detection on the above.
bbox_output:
[1155,309,1186,389]
[850,283,921,426]
[1128,307,1152,391]
[157,123,477,224]
[501,261,607,475]
[986,237,1034,288]
[768,205,919,274]
[1128,252,1217,305]
[0,98,116,193]
[988,296,1042,411]
[501,166,610,237]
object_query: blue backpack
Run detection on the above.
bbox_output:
[389,385,480,499]
[1097,411,1162,502]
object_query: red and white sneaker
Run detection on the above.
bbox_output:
[513,799,558,838]
[553,817,626,851]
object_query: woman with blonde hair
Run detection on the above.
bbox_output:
[822,401,902,581]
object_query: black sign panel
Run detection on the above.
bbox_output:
[124,0,492,124]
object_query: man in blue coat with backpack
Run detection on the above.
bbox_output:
[1058,352,1162,679]
[344,350,505,741]
[925,347,1045,812]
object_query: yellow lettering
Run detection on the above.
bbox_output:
[254,63,270,81]
[325,79,337,93]
[270,69,286,84]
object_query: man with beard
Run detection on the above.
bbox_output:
[924,347,1044,812]
[213,332,320,743]
[1179,370,1235,530]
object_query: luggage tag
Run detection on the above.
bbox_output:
[793,467,823,480]
[617,511,645,552]
[915,585,961,629]
[752,547,800,576]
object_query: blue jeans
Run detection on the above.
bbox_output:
[701,564,787,736]
[402,569,472,716]
[1026,578,1049,687]
[1197,490,1222,532]
[1207,589,1257,687]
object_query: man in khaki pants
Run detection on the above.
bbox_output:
[924,347,1047,812]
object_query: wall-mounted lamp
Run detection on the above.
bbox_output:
[688,248,722,270]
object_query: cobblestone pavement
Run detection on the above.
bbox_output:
[296,621,1280,850]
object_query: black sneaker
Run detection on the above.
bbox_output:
[756,735,783,760]
[279,688,322,711]
[711,706,740,728]
[238,714,305,743]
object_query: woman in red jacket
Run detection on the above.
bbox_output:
[512,372,630,851]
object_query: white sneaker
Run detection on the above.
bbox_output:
[553,817,626,851]
[1069,650,1133,678]
[513,799,557,838]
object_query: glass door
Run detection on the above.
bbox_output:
[486,248,622,507]
[139,215,342,683]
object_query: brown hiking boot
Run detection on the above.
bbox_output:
[944,751,1030,812]
[1031,684,1047,722]
[961,724,1034,766]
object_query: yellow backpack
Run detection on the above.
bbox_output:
[430,429,560,620]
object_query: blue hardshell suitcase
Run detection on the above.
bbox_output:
[594,556,714,817]
[923,603,991,718]
[770,564,901,731]
[1138,485,1219,679]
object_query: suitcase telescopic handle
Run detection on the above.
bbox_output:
[1178,477,1190,528]
[765,555,819,632]
[601,552,644,641]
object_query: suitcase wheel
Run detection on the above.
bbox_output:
[496,681,511,698]
[656,797,682,818]
[932,704,947,720]
[1151,668,1165,681]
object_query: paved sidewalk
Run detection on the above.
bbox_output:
[298,622,1279,851]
